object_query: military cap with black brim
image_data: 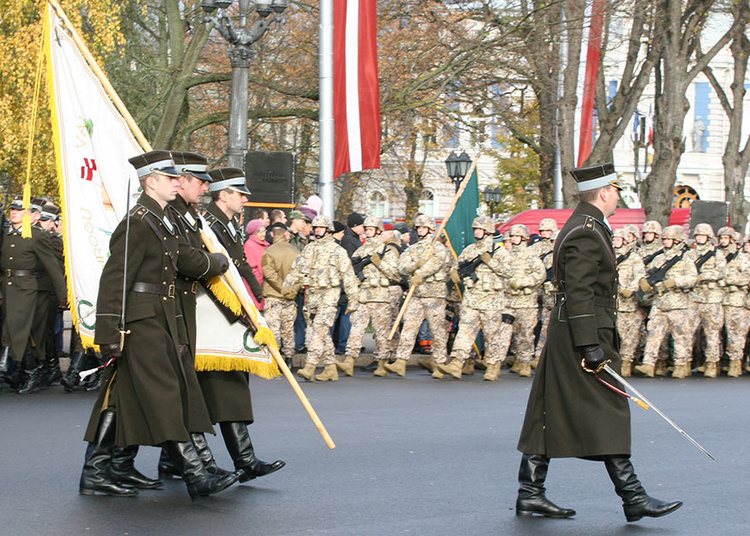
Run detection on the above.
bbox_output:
[172,152,213,182]
[570,162,622,192]
[128,150,180,178]
[208,168,251,195]
[40,204,61,221]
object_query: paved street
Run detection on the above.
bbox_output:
[0,365,747,536]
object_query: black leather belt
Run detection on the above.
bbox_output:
[132,281,175,298]
[554,293,616,309]
[5,269,38,277]
[175,279,199,294]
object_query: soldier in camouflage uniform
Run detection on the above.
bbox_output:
[529,218,558,367]
[338,216,401,377]
[613,228,647,377]
[385,215,451,378]
[716,227,750,377]
[635,226,697,379]
[438,216,513,380]
[685,223,726,377]
[283,215,359,382]
[506,225,546,378]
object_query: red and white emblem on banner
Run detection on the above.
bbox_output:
[80,158,97,181]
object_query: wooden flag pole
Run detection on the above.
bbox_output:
[388,161,478,340]
[201,234,336,450]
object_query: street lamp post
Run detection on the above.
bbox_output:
[445,150,472,192]
[201,0,288,169]
[483,186,503,217]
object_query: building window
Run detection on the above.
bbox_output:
[418,189,435,216]
[369,191,387,218]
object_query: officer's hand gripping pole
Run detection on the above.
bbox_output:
[200,232,336,450]
[582,360,717,463]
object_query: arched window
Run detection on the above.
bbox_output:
[369,191,387,218]
[418,189,435,216]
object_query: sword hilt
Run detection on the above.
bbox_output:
[119,329,131,350]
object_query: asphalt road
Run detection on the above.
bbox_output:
[0,367,747,536]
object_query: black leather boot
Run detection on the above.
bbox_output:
[79,411,138,497]
[158,447,181,478]
[40,355,63,388]
[111,445,163,490]
[5,359,23,390]
[163,440,241,500]
[191,433,234,477]
[220,422,286,483]
[516,454,576,518]
[604,456,682,522]
[0,347,9,392]
[18,351,43,395]
[61,350,86,391]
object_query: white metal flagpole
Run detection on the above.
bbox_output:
[319,0,335,217]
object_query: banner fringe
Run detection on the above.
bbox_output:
[205,276,243,316]
[195,353,281,379]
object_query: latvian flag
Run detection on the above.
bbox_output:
[334,0,381,178]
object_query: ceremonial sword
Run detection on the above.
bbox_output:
[598,363,717,463]
[118,177,133,349]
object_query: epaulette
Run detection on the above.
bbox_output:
[130,205,148,219]
[583,216,595,230]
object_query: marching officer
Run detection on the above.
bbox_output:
[716,227,750,377]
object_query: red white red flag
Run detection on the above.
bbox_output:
[576,0,606,167]
[334,0,381,178]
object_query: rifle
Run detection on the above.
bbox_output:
[642,247,665,267]
[636,248,686,301]
[351,254,372,282]
[457,241,498,283]
[694,248,716,272]
[540,250,555,282]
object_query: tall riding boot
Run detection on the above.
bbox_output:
[83,353,104,391]
[111,445,163,489]
[191,433,234,477]
[5,359,23,390]
[61,350,86,391]
[516,454,576,518]
[0,347,9,393]
[603,455,682,522]
[163,440,241,500]
[158,447,181,478]
[79,411,138,497]
[220,422,286,483]
[18,350,43,394]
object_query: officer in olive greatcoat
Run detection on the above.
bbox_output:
[0,196,67,394]
[516,163,682,522]
[80,151,239,500]
[198,167,285,483]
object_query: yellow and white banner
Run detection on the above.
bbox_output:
[45,1,278,378]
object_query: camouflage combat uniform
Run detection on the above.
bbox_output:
[528,237,555,363]
[614,232,647,375]
[718,237,750,376]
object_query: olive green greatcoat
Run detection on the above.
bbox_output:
[84,193,221,447]
[518,202,631,458]
[0,224,67,361]
[197,201,256,424]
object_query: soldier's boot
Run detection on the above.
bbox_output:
[462,358,475,375]
[373,360,389,377]
[655,360,669,377]
[335,355,356,377]
[483,362,501,381]
[111,445,163,489]
[603,455,682,522]
[703,361,718,378]
[79,411,138,497]
[61,350,86,392]
[18,353,43,395]
[510,360,522,374]
[191,433,235,477]
[417,358,435,372]
[727,360,742,378]
[431,363,445,379]
[296,363,316,381]
[315,364,339,381]
[158,447,182,479]
[384,358,408,377]
[744,360,750,373]
[516,454,576,518]
[163,440,241,500]
[220,422,285,483]
[474,358,487,370]
[530,356,540,370]
[40,355,63,388]
[83,354,105,391]
[634,363,655,378]
[5,359,23,390]
[671,364,689,379]
[620,361,633,378]
[0,347,9,392]
[518,363,532,378]
[438,358,464,379]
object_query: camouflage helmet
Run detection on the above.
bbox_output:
[311,214,334,231]
[509,224,530,240]
[642,220,662,235]
[612,228,628,240]
[538,218,559,233]
[693,223,715,239]
[413,214,436,230]
[363,215,384,231]
[734,230,742,243]
[623,224,641,242]
[662,225,686,242]
[717,226,734,239]
[472,216,495,233]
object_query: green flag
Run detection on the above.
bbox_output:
[443,167,480,256]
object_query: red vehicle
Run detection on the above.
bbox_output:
[497,208,692,236]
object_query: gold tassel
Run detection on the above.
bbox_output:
[21,183,32,238]
[254,326,280,352]
[205,276,243,316]
[195,352,280,379]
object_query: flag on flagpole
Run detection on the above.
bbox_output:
[333,0,381,178]
[443,168,480,255]
[575,0,606,167]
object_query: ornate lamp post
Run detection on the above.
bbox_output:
[201,0,288,169]
[444,150,472,192]
[483,186,503,217]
